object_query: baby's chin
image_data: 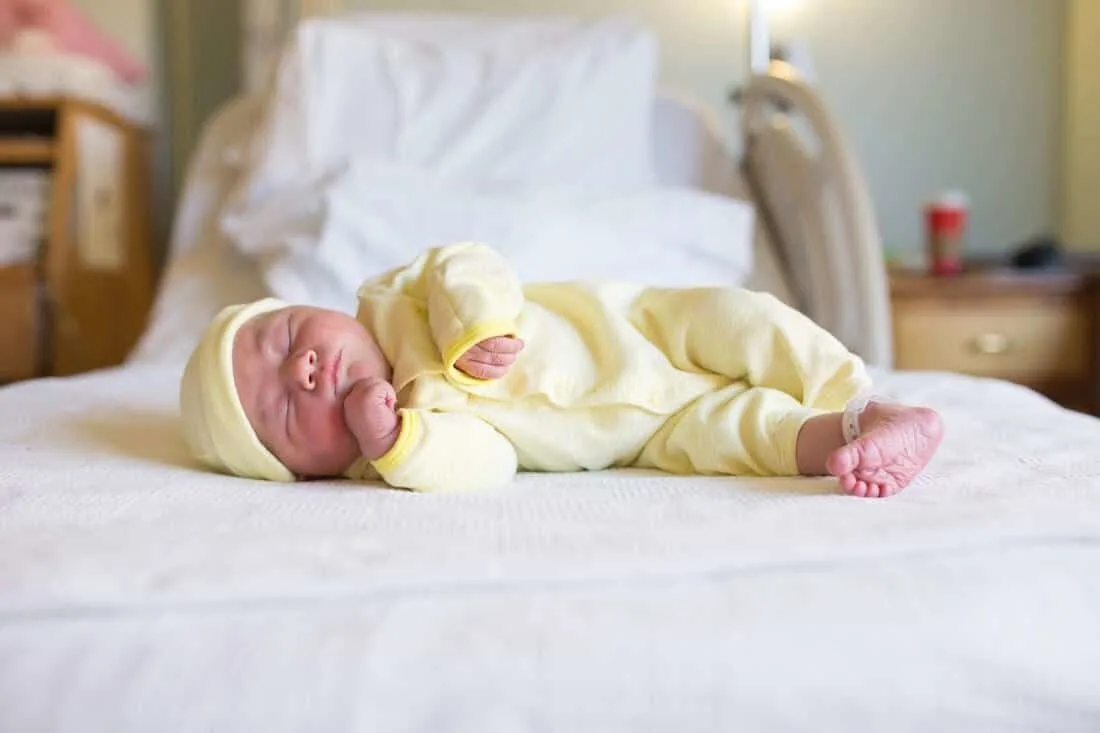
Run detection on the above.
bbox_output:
[283,416,363,480]
[286,445,361,480]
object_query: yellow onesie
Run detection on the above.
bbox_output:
[344,243,871,492]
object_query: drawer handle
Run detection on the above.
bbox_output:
[971,332,1010,355]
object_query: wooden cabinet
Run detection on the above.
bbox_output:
[0,96,154,383]
[0,264,39,381]
[890,270,1100,413]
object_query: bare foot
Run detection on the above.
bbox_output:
[825,402,943,498]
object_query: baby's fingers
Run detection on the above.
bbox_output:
[455,354,498,377]
[455,337,523,380]
[460,363,509,380]
[465,346,517,367]
[456,351,512,379]
[478,336,524,354]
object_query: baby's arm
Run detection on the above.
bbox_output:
[343,378,517,493]
[376,411,517,493]
[358,243,525,384]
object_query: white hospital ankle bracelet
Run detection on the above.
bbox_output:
[842,394,879,444]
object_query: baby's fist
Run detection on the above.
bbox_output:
[342,377,401,461]
[456,336,524,380]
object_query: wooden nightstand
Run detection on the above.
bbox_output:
[890,269,1100,413]
[0,96,154,384]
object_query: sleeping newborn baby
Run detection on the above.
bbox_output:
[180,242,943,497]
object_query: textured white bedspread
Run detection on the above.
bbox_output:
[2,365,1099,732]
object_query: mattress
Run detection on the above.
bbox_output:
[2,363,1099,731]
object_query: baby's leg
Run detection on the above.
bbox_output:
[634,287,943,495]
[798,402,943,498]
[638,384,827,478]
[637,384,943,497]
[632,287,871,411]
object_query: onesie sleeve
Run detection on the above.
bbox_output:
[370,409,518,493]
[357,242,524,385]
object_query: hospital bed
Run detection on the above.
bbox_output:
[2,14,1100,733]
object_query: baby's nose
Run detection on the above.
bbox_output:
[290,349,318,391]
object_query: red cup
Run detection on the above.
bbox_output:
[924,192,969,276]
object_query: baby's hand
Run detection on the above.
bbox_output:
[342,376,401,461]
[456,337,524,380]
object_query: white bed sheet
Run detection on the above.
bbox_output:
[2,364,1100,731]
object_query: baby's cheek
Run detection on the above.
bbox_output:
[319,402,354,440]
[297,401,347,444]
[336,411,364,460]
[305,405,360,469]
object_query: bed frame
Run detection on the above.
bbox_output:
[740,65,894,368]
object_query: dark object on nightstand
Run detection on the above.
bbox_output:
[1010,236,1065,270]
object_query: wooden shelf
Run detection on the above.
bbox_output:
[0,263,39,383]
[889,269,1100,415]
[0,96,63,111]
[0,138,54,165]
[0,95,153,380]
[0,261,36,286]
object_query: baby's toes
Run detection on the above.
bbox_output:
[826,444,860,477]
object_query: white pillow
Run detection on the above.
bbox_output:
[223,161,756,312]
[223,14,659,230]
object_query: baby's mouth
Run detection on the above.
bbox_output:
[326,351,344,395]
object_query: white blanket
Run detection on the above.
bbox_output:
[2,365,1100,731]
[225,160,758,312]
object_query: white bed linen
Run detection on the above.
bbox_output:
[2,364,1100,731]
[130,92,788,367]
[231,160,757,311]
[223,14,658,235]
[218,12,761,313]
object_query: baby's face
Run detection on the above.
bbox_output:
[232,306,391,478]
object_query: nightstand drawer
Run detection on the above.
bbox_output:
[0,265,39,382]
[893,298,1091,380]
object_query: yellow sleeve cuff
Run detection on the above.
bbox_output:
[371,409,422,475]
[440,320,517,387]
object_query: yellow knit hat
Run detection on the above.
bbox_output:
[179,298,297,482]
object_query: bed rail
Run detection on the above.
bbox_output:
[740,66,894,369]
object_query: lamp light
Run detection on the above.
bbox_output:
[746,0,805,74]
[732,0,809,104]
